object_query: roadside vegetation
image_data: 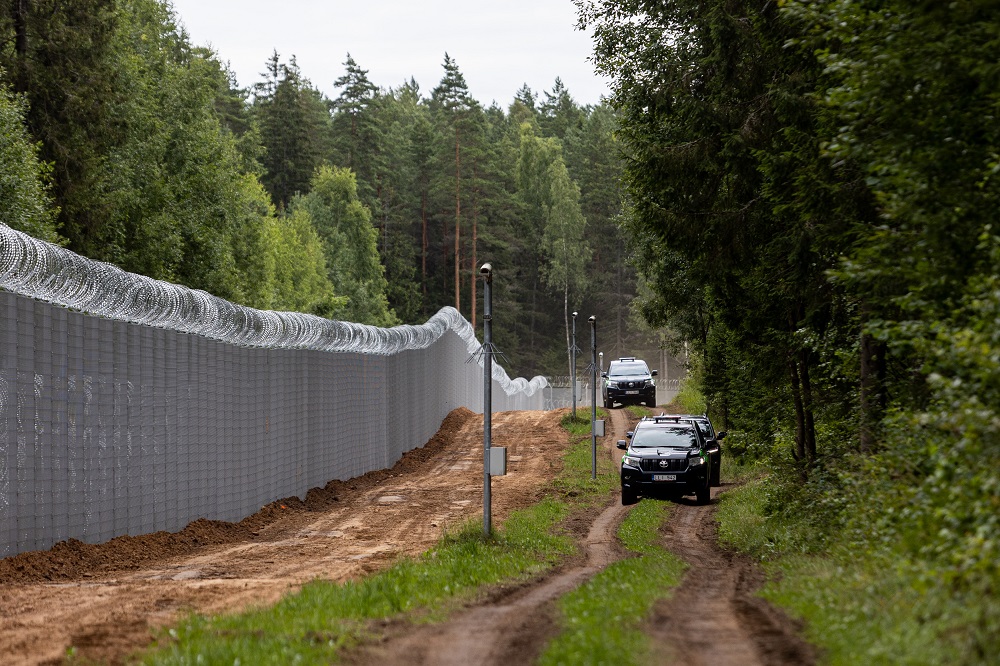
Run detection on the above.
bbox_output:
[582,2,1000,663]
[137,410,619,664]
[539,499,685,665]
[705,366,1000,664]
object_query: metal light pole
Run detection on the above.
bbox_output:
[481,262,494,536]
[571,311,578,419]
[590,315,597,480]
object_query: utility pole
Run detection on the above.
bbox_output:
[590,315,598,480]
[482,263,493,536]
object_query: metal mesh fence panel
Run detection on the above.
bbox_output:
[0,224,546,558]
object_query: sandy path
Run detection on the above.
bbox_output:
[0,408,571,665]
[342,406,635,666]
[0,405,817,666]
[648,486,817,665]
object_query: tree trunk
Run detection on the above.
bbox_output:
[470,179,478,330]
[12,0,28,91]
[799,349,817,462]
[564,282,571,381]
[859,303,887,454]
[421,193,427,303]
[788,359,806,463]
[454,130,461,313]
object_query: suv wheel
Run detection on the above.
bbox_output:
[696,483,710,505]
[622,485,638,505]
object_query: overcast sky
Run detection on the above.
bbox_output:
[168,0,610,108]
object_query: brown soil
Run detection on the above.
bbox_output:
[647,489,818,665]
[340,407,817,666]
[340,405,637,666]
[0,407,572,665]
[0,405,816,666]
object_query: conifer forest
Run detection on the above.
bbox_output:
[2,0,1000,661]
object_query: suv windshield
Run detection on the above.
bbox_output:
[631,428,699,449]
[694,420,714,439]
[610,362,648,377]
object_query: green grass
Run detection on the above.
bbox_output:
[538,499,687,666]
[139,411,620,665]
[556,409,619,499]
[625,404,653,419]
[143,501,573,665]
[715,476,999,665]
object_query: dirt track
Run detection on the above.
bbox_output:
[0,406,814,665]
[0,408,570,665]
[341,408,815,666]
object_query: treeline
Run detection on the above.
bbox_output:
[581,0,999,656]
[0,0,645,377]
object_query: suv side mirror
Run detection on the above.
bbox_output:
[616,440,627,450]
[601,371,608,378]
[717,431,727,440]
[651,369,658,376]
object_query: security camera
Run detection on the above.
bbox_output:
[480,262,492,275]
[588,315,596,322]
[572,311,578,317]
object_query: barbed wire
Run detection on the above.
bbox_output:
[0,223,546,396]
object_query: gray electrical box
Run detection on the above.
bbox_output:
[489,446,507,476]
[594,419,606,438]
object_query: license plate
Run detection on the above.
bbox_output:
[653,474,676,482]
[625,390,639,395]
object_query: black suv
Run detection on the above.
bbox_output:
[616,416,712,505]
[659,413,726,488]
[602,357,657,408]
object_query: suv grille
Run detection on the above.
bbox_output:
[639,458,687,472]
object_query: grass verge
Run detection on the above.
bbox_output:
[137,411,618,665]
[538,499,686,665]
[716,476,996,665]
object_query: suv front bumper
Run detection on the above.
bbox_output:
[605,386,655,406]
[620,463,708,498]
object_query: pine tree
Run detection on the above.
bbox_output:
[430,53,479,317]
[253,54,332,209]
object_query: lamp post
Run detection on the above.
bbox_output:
[590,315,597,480]
[481,262,493,536]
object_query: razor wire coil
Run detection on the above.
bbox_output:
[0,223,545,396]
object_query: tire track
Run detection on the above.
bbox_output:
[647,490,817,665]
[345,407,637,666]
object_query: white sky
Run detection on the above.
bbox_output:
[167,0,610,108]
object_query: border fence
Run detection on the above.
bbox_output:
[0,224,546,558]
[543,378,682,410]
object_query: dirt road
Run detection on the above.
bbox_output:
[0,408,571,665]
[646,492,816,666]
[0,406,814,665]
[343,408,814,666]
[341,406,635,666]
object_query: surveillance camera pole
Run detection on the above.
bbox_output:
[571,311,578,419]
[481,262,494,536]
[590,315,597,480]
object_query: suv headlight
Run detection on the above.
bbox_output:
[622,455,642,468]
[607,380,619,388]
[645,379,655,387]
[687,454,706,467]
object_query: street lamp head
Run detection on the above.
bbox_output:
[480,262,492,276]
[588,315,596,323]
[572,311,578,318]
